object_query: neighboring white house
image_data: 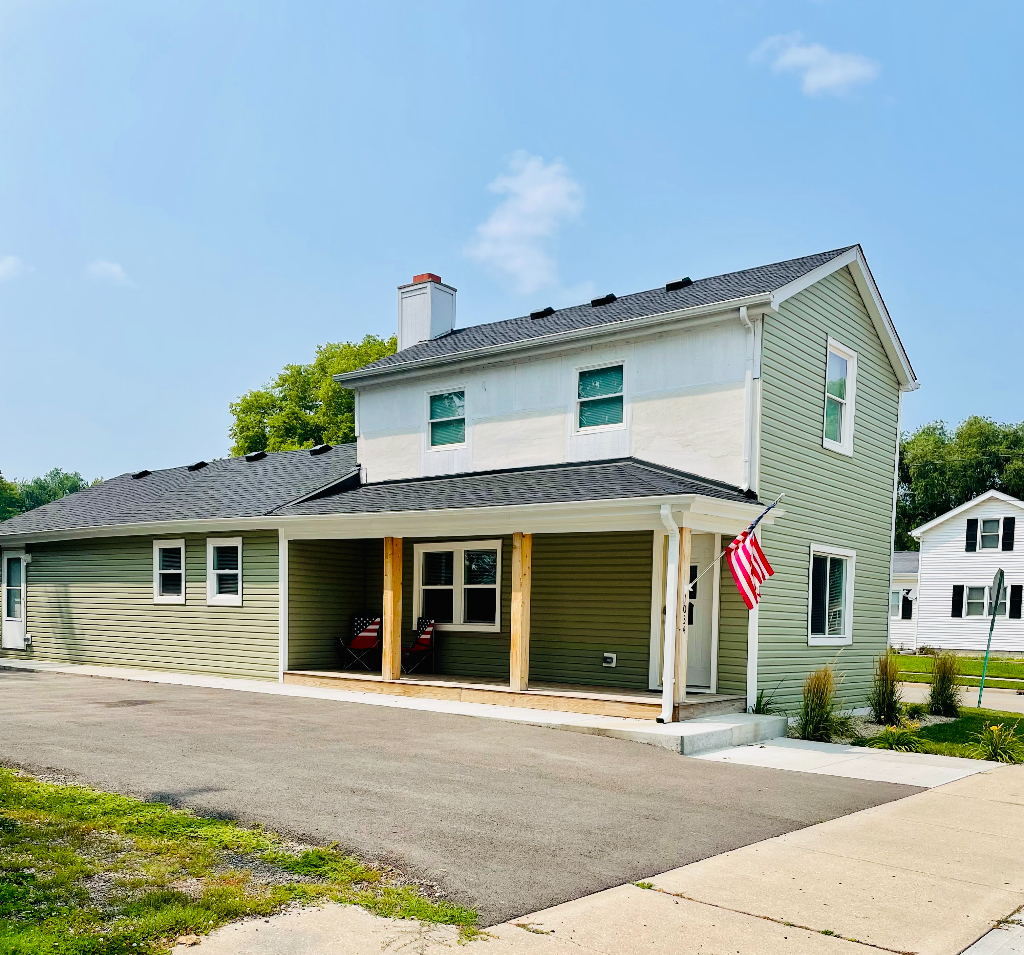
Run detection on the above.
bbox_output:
[888,551,918,650]
[911,490,1024,653]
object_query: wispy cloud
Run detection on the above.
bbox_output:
[86,260,134,287]
[467,152,584,295]
[0,255,29,283]
[752,33,880,96]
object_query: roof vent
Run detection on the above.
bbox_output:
[244,450,268,462]
[666,277,693,292]
[530,306,555,320]
[309,444,333,456]
[590,293,616,307]
[186,461,208,472]
[132,469,151,480]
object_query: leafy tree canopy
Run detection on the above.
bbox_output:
[0,468,92,522]
[896,416,1024,550]
[228,335,396,457]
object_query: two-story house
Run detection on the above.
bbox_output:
[0,245,917,719]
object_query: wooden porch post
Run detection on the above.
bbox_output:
[510,532,532,691]
[382,537,403,681]
[674,527,692,709]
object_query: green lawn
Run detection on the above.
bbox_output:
[900,672,1024,691]
[897,653,1024,681]
[0,767,477,955]
[856,706,1024,761]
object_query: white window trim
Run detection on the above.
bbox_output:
[153,539,186,605]
[807,543,856,646]
[412,539,501,633]
[822,337,857,457]
[978,517,1002,551]
[889,589,901,618]
[426,387,468,452]
[2,549,29,649]
[574,359,627,435]
[961,583,987,618]
[206,537,243,607]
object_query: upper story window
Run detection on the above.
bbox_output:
[965,516,1016,552]
[808,543,855,645]
[429,391,465,448]
[153,539,185,605]
[577,364,624,430]
[207,537,242,606]
[822,339,857,456]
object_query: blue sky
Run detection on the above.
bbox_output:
[1,1,1021,481]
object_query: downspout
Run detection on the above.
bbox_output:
[658,504,681,723]
[739,306,754,492]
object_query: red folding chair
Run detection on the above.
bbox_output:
[341,615,381,670]
[402,618,435,674]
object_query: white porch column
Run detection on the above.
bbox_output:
[658,506,690,722]
[278,531,289,681]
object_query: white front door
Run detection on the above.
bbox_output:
[2,551,27,650]
[686,534,715,689]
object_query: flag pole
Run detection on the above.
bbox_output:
[687,493,785,591]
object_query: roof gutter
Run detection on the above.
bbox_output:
[335,293,773,387]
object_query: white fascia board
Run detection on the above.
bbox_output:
[0,494,769,547]
[910,489,1024,539]
[770,246,919,393]
[335,294,772,388]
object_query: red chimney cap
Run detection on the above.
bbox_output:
[412,273,442,284]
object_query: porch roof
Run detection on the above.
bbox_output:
[280,458,757,516]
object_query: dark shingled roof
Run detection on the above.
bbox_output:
[0,445,358,538]
[892,551,920,575]
[341,247,855,379]
[0,451,755,539]
[282,458,756,516]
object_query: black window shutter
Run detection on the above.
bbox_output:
[1003,516,1016,551]
[966,519,978,552]
[901,592,913,620]
[1010,585,1023,620]
[810,555,827,634]
[952,584,965,617]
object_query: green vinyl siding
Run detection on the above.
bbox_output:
[402,536,512,681]
[716,537,748,695]
[0,531,279,680]
[758,266,900,710]
[530,531,653,690]
[287,539,383,670]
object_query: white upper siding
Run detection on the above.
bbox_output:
[888,571,918,650]
[356,317,749,484]
[916,496,1024,652]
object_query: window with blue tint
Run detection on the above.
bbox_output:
[429,391,465,447]
[577,365,623,429]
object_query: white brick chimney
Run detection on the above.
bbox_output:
[397,273,456,351]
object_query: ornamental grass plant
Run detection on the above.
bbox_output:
[928,651,962,717]
[867,650,903,726]
[797,665,855,742]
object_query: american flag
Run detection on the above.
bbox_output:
[726,500,779,610]
[351,616,381,648]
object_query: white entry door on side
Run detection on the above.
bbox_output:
[686,534,715,689]
[1,550,27,650]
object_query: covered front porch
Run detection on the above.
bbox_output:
[278,471,768,722]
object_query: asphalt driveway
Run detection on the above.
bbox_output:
[0,668,919,924]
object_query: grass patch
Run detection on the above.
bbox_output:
[0,767,476,954]
[898,654,1024,683]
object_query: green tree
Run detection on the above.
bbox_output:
[0,468,90,521]
[0,475,21,521]
[896,416,1024,550]
[228,335,396,456]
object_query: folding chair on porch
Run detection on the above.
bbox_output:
[340,615,382,670]
[402,618,435,674]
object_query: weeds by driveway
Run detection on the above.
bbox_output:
[0,768,477,954]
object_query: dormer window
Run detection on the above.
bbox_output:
[429,391,465,447]
[577,364,624,430]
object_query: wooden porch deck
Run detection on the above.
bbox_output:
[283,669,745,721]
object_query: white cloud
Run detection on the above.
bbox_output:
[752,33,880,96]
[467,152,584,295]
[86,260,134,287]
[0,255,29,283]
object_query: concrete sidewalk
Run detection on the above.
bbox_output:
[177,765,1024,955]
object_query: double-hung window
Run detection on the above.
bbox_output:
[414,540,500,632]
[206,538,242,606]
[429,391,465,447]
[965,586,986,616]
[965,516,1016,552]
[889,590,901,618]
[577,364,624,430]
[153,539,185,604]
[822,339,857,456]
[808,544,855,645]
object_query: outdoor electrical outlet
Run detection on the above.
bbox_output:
[602,652,616,667]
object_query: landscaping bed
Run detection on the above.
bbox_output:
[0,767,477,955]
